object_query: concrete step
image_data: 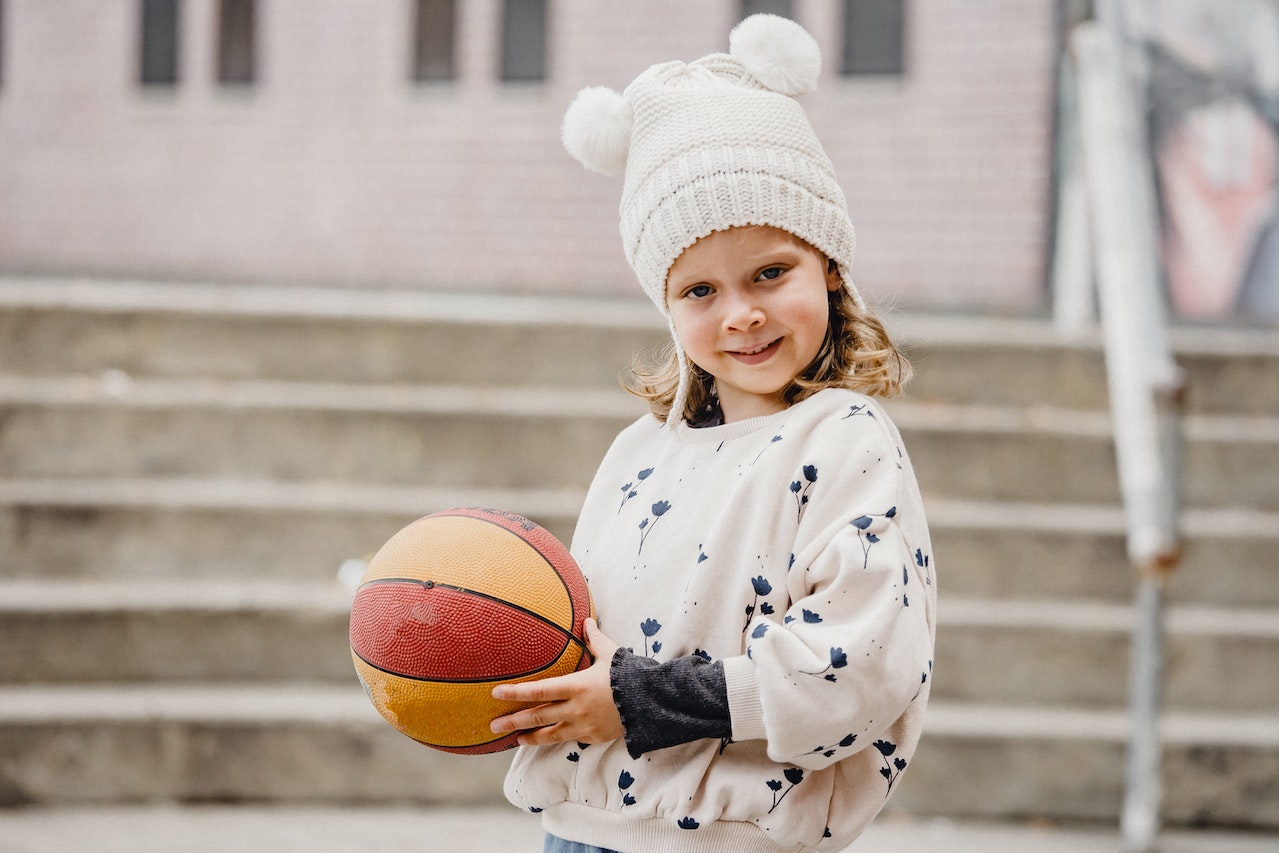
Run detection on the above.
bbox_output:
[0,279,667,389]
[4,806,1277,853]
[0,683,512,807]
[0,684,1275,829]
[927,499,1279,609]
[0,478,584,580]
[0,580,356,685]
[5,581,1278,717]
[935,598,1279,713]
[2,377,1277,507]
[1,488,1275,607]
[897,702,1279,829]
[0,379,640,490]
[897,314,1279,416]
[888,400,1279,508]
[3,278,1278,414]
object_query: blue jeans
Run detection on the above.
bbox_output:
[543,832,620,853]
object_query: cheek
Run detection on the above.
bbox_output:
[666,312,706,367]
[794,293,833,338]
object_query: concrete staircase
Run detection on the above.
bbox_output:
[1,278,1276,828]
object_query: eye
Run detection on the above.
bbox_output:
[684,284,714,299]
[758,266,785,281]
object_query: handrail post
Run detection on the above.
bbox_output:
[1071,14,1185,852]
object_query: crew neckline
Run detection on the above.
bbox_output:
[670,403,792,444]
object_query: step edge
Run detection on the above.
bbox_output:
[0,479,588,517]
[2,687,1276,748]
[5,378,1277,444]
[0,277,663,331]
[0,485,1273,540]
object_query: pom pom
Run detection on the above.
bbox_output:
[729,13,821,96]
[561,86,633,176]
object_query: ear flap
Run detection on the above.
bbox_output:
[561,86,634,176]
[729,13,821,96]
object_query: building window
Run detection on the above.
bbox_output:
[217,0,255,85]
[739,0,793,21]
[841,0,905,76]
[140,0,181,86]
[413,0,456,81]
[501,0,546,82]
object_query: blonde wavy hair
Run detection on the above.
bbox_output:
[625,281,912,424]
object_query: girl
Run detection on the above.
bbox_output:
[491,15,936,853]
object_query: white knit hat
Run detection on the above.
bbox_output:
[562,14,862,423]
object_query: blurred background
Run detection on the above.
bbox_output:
[0,0,1276,850]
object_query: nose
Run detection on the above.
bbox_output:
[723,290,765,331]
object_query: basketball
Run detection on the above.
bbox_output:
[349,506,593,754]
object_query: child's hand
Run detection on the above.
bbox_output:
[489,618,624,747]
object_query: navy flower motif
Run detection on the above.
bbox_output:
[638,500,671,554]
[685,546,711,595]
[753,433,783,464]
[766,767,805,813]
[566,741,589,763]
[806,732,858,759]
[790,464,818,520]
[744,575,774,630]
[639,618,662,657]
[618,467,655,513]
[801,647,848,682]
[851,507,897,568]
[619,769,637,806]
[874,740,907,793]
[677,817,700,830]
[842,404,875,420]
[912,660,932,701]
[916,547,933,586]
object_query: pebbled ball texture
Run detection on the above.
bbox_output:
[350,507,593,754]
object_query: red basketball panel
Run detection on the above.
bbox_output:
[350,581,571,681]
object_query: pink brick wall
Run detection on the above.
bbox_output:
[0,0,1057,311]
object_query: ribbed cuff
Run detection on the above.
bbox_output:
[722,654,767,742]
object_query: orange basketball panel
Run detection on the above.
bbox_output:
[360,515,574,629]
[352,644,586,751]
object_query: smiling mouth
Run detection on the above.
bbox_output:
[728,338,782,363]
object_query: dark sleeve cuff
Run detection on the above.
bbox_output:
[609,647,732,758]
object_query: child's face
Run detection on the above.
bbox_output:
[666,225,841,423]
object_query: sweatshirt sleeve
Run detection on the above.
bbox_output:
[723,412,936,771]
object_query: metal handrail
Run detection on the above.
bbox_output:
[1070,11,1186,853]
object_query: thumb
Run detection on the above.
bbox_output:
[583,617,617,659]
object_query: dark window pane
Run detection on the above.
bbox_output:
[842,0,905,76]
[501,0,546,82]
[413,0,456,81]
[140,0,180,86]
[739,0,792,21]
[217,0,255,85]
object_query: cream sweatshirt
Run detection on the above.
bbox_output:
[504,388,936,852]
